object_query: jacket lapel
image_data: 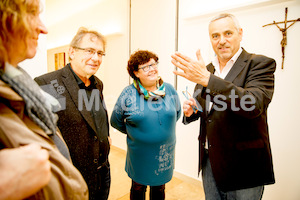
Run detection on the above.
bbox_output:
[207,64,215,74]
[205,49,250,116]
[224,49,250,82]
[61,65,97,133]
[205,64,215,116]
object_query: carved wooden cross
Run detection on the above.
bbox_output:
[263,7,300,69]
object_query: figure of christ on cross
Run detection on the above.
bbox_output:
[263,7,299,69]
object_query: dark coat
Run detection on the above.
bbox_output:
[184,49,276,191]
[34,64,110,198]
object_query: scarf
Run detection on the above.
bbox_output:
[0,63,70,160]
[133,76,165,100]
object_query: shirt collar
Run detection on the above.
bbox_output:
[68,64,97,88]
[212,47,242,68]
[212,47,243,78]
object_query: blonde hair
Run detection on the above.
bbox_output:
[0,0,40,68]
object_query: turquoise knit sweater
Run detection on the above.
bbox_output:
[110,83,181,186]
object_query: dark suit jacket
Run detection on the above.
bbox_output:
[34,64,110,198]
[184,49,276,191]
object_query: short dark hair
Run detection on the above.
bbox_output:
[127,50,159,80]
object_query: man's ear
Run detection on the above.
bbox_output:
[69,47,75,60]
[238,28,243,41]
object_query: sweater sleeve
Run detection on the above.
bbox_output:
[172,85,182,121]
[110,86,135,134]
[110,95,127,134]
[164,83,182,121]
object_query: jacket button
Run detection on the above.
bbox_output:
[208,119,212,123]
[93,159,98,164]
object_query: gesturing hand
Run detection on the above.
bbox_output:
[171,49,210,87]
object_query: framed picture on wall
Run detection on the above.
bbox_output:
[54,52,65,70]
[47,45,69,72]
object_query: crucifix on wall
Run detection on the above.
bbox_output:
[263,7,299,69]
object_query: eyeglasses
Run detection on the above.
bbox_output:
[74,47,106,57]
[138,62,159,72]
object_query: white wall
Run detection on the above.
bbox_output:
[36,0,300,199]
[130,0,177,85]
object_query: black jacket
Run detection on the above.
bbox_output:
[184,49,276,191]
[35,64,110,198]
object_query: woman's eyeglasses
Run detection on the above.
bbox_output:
[138,62,159,72]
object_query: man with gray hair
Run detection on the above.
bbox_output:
[171,13,275,199]
[35,27,111,200]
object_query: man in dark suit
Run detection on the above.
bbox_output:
[171,13,275,199]
[35,27,111,200]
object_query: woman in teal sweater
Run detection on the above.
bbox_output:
[110,50,181,200]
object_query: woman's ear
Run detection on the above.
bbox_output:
[133,70,139,79]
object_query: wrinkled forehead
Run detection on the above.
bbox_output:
[209,17,237,33]
[78,34,104,48]
[81,34,103,44]
[209,16,240,32]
